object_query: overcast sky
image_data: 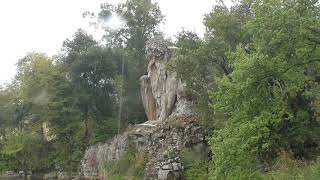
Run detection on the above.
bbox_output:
[0,0,232,85]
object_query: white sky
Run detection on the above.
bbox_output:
[0,0,232,85]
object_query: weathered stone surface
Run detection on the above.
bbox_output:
[162,164,173,170]
[158,169,174,180]
[142,37,195,121]
[140,75,157,121]
[172,163,181,171]
[81,119,208,179]
[81,134,128,178]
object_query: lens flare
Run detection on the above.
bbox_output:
[103,14,126,30]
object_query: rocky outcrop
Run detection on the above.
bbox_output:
[81,119,208,179]
[81,133,128,178]
[81,37,207,179]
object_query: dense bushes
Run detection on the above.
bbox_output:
[0,130,53,172]
[102,145,148,179]
[181,147,209,180]
[208,0,320,178]
[260,152,320,179]
[171,0,320,179]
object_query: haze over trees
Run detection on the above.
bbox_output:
[1,0,320,179]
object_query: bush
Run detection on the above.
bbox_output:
[0,130,51,172]
[260,153,320,180]
[0,155,13,173]
[90,117,118,144]
[181,147,209,180]
[208,111,280,179]
[103,145,148,179]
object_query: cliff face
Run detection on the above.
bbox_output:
[81,37,208,180]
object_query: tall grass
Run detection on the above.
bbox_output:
[260,153,320,180]
[102,145,148,180]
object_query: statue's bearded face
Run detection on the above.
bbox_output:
[146,47,166,60]
[145,37,170,61]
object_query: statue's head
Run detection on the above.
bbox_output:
[145,37,171,61]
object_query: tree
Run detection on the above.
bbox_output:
[1,130,46,172]
[60,29,123,152]
[209,0,320,178]
[168,30,216,130]
[88,0,165,125]
[0,53,62,172]
[0,85,17,138]
[44,63,83,171]
[168,1,253,131]
[15,53,57,126]
[62,29,97,54]
[97,0,164,50]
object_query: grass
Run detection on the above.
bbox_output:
[261,161,320,180]
[102,144,148,180]
[260,152,320,180]
[181,147,209,180]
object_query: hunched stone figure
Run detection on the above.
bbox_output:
[140,37,194,121]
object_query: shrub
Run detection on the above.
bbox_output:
[260,153,320,180]
[181,147,209,180]
[103,145,148,179]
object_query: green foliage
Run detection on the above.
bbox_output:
[0,154,18,173]
[181,148,209,180]
[168,1,253,133]
[184,163,209,180]
[260,153,320,180]
[62,29,97,53]
[168,31,216,132]
[95,0,165,125]
[1,0,320,177]
[103,145,148,179]
[209,0,320,179]
[90,117,118,144]
[98,0,164,50]
[49,29,125,170]
[0,85,17,133]
[0,130,50,171]
[0,0,165,173]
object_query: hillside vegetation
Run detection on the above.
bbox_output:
[0,0,320,179]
